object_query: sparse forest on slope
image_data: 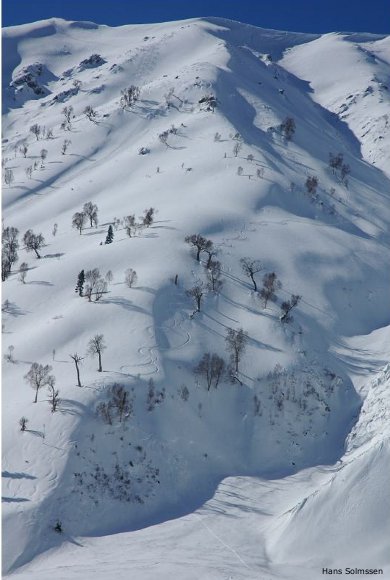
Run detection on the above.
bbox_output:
[2,17,390,579]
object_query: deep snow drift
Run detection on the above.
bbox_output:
[2,17,390,579]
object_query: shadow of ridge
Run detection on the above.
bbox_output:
[2,497,30,503]
[8,289,361,573]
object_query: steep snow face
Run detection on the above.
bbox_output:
[280,33,390,175]
[2,17,390,578]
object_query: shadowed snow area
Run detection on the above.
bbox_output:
[2,16,390,579]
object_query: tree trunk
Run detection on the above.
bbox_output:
[34,386,38,403]
[196,248,201,261]
[98,351,102,372]
[75,361,81,387]
[34,249,41,259]
[250,273,257,292]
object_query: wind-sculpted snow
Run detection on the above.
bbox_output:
[2,16,390,579]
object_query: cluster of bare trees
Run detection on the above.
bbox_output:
[121,208,156,237]
[72,202,99,234]
[23,229,45,259]
[194,327,248,388]
[96,383,134,424]
[24,362,58,409]
[183,230,301,323]
[280,116,296,141]
[329,152,350,186]
[2,225,19,281]
[61,106,74,131]
[120,85,140,109]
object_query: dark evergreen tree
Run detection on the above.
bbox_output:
[75,269,85,296]
[105,225,114,244]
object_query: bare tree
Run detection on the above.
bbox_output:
[4,345,15,363]
[120,85,140,109]
[204,241,216,268]
[47,378,60,412]
[186,281,205,312]
[329,152,343,174]
[257,167,264,179]
[19,417,28,431]
[30,124,41,140]
[225,328,248,374]
[259,272,281,308]
[123,214,136,237]
[142,207,155,227]
[83,202,98,227]
[84,268,100,301]
[24,362,55,403]
[185,234,213,262]
[340,163,350,186]
[237,166,243,176]
[84,269,107,301]
[72,212,86,234]
[62,105,73,129]
[70,353,83,387]
[280,117,296,141]
[84,105,97,122]
[280,294,301,323]
[96,401,113,425]
[3,168,14,186]
[206,260,223,293]
[52,223,58,237]
[94,277,107,301]
[40,149,48,167]
[233,141,242,157]
[87,334,106,372]
[61,139,71,155]
[20,143,28,158]
[111,384,132,422]
[240,258,263,291]
[159,130,170,148]
[305,176,318,196]
[23,229,45,259]
[214,132,221,142]
[105,270,113,284]
[124,268,137,288]
[194,353,225,390]
[18,262,29,284]
[2,226,19,277]
[25,166,33,179]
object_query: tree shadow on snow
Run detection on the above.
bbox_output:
[2,471,37,480]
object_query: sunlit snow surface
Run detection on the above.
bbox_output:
[2,17,390,579]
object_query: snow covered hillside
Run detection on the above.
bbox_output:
[2,17,390,579]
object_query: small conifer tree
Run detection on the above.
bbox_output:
[75,270,85,296]
[105,225,114,244]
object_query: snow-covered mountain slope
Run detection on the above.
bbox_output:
[2,17,390,578]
